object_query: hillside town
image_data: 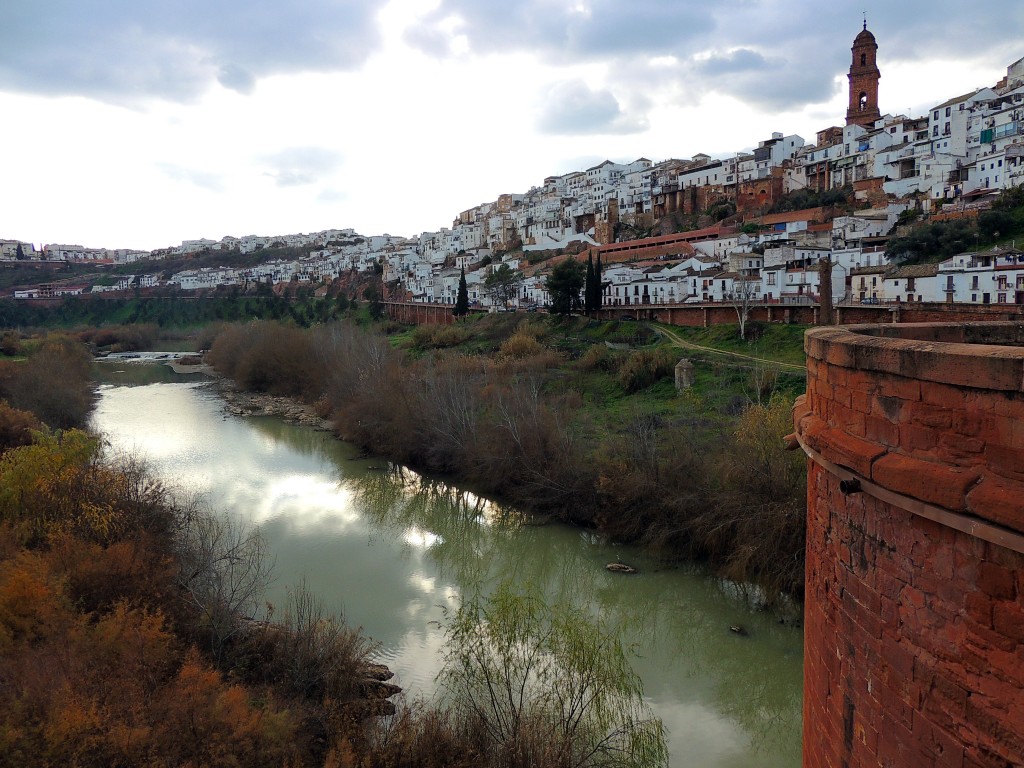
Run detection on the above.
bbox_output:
[5,27,1024,309]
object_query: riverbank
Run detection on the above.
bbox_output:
[134,354,334,430]
[213,377,333,430]
[202,317,809,602]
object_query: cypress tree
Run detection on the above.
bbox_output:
[585,254,596,312]
[595,254,603,309]
[454,267,469,317]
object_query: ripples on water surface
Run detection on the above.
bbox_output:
[91,369,803,766]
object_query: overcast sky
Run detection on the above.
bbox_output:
[2,0,1022,251]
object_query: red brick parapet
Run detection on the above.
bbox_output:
[796,322,1024,768]
[798,323,1024,537]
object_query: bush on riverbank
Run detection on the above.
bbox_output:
[0,333,94,430]
[206,321,327,400]
[77,322,160,352]
[207,317,808,599]
[0,430,312,764]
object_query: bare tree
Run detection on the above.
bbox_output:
[265,580,376,700]
[176,507,274,662]
[725,274,759,340]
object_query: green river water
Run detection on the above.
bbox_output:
[91,363,803,766]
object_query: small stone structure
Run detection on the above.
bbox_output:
[674,359,694,391]
[794,322,1024,768]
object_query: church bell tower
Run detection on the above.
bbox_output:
[846,21,881,128]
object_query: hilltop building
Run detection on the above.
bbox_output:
[847,22,882,128]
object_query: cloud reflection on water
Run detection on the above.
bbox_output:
[93,377,803,767]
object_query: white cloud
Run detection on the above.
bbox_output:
[0,0,1021,250]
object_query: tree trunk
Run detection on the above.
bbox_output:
[817,258,834,325]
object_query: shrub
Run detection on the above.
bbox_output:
[497,329,544,359]
[207,321,325,399]
[617,347,678,393]
[430,324,471,348]
[0,332,22,357]
[236,581,376,704]
[0,335,93,430]
[409,323,471,350]
[0,402,41,452]
[577,344,624,372]
[80,323,158,352]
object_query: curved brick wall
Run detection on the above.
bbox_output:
[795,322,1024,768]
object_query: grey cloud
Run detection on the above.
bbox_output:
[408,0,1019,121]
[678,1,1024,113]
[698,49,769,76]
[687,48,840,111]
[408,1,1024,119]
[261,147,344,188]
[0,0,382,103]
[536,80,647,135]
[410,0,715,62]
[216,64,256,95]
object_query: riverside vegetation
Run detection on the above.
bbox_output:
[0,331,673,766]
[207,314,808,601]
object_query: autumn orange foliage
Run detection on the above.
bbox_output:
[0,431,334,767]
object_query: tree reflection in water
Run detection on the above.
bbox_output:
[345,464,802,759]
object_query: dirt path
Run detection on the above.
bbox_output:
[655,325,807,373]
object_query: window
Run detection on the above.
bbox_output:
[945,106,951,117]
[860,53,866,66]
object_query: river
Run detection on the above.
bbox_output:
[91,364,803,766]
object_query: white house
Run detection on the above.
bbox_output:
[938,248,1024,304]
[882,264,942,303]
